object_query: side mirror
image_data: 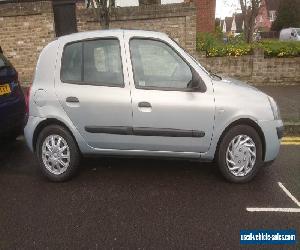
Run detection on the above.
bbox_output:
[187,68,207,92]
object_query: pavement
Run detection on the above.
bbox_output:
[0,138,299,249]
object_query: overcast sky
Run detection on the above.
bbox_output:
[116,0,240,19]
[216,0,240,19]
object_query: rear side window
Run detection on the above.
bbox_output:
[61,38,123,86]
[0,57,5,68]
[0,54,10,68]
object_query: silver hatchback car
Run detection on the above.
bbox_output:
[24,29,283,183]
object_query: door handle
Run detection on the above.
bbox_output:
[138,102,151,108]
[66,96,79,103]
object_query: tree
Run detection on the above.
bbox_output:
[272,0,300,31]
[86,0,116,29]
[239,0,262,43]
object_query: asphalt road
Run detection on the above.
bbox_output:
[0,138,299,249]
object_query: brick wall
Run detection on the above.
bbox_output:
[195,0,216,32]
[197,49,300,85]
[0,1,55,85]
[3,1,296,86]
[1,1,196,85]
[76,2,197,54]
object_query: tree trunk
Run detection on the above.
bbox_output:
[239,0,261,43]
[99,8,110,29]
[88,0,114,29]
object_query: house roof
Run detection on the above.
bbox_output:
[225,17,233,32]
[234,13,244,33]
[265,0,280,11]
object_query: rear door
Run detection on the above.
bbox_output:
[55,33,134,150]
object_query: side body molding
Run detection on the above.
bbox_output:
[85,126,205,138]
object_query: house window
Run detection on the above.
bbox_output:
[269,11,276,22]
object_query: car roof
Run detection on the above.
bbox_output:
[57,29,169,43]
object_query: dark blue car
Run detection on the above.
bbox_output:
[0,47,25,141]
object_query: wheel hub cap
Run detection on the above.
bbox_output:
[226,135,256,177]
[42,135,70,175]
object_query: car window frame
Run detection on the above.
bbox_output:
[60,37,125,88]
[129,37,206,93]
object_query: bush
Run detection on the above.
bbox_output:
[197,32,252,57]
[206,44,252,57]
[256,40,300,57]
[196,32,300,58]
[196,32,221,52]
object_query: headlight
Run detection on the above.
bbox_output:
[268,96,281,120]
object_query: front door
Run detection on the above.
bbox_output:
[56,35,134,150]
[125,34,215,153]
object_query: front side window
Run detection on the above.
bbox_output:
[61,38,123,86]
[130,39,193,90]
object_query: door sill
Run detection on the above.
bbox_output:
[86,147,201,159]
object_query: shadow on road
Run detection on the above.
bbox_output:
[0,137,227,183]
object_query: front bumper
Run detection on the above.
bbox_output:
[0,99,25,136]
[258,119,283,162]
[276,125,284,139]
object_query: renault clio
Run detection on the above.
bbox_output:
[24,30,283,182]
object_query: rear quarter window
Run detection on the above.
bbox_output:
[61,42,82,82]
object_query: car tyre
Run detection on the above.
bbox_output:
[36,125,80,182]
[216,125,263,183]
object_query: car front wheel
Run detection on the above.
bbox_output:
[36,125,80,182]
[216,125,263,183]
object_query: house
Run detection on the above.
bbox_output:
[255,0,280,31]
[221,13,244,36]
[234,13,244,34]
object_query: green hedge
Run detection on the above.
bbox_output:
[258,40,300,57]
[196,33,300,58]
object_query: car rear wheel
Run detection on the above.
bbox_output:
[216,125,263,183]
[36,125,80,182]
